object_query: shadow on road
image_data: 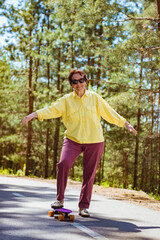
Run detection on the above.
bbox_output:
[74,215,160,240]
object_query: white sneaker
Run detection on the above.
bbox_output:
[51,200,64,208]
[79,208,90,217]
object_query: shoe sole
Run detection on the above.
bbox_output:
[79,213,90,217]
[51,205,64,209]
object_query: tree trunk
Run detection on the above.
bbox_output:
[149,56,155,192]
[156,0,160,32]
[156,0,160,195]
[44,128,49,178]
[53,46,61,178]
[97,55,101,88]
[44,12,51,179]
[70,32,75,178]
[44,62,50,178]
[71,35,74,68]
[158,79,160,194]
[25,29,33,176]
[123,149,129,189]
[133,51,143,189]
[53,118,60,178]
[33,35,42,92]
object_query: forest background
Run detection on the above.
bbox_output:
[0,0,160,197]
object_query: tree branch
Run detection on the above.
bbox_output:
[108,15,160,23]
[127,15,160,22]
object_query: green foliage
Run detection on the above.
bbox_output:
[16,164,26,176]
[0,0,160,195]
[0,164,26,177]
[100,181,110,188]
[0,168,14,175]
[148,193,160,201]
[16,169,25,176]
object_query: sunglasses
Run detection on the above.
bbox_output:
[71,78,85,85]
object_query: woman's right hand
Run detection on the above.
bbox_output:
[22,112,38,126]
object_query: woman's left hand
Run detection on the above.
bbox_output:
[125,121,137,136]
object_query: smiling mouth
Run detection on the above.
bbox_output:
[76,87,83,89]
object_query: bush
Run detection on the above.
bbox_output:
[16,169,25,176]
[0,168,14,175]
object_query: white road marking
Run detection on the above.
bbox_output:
[72,223,109,240]
[12,193,25,198]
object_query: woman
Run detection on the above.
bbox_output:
[22,69,137,217]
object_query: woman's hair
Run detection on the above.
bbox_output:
[68,69,88,85]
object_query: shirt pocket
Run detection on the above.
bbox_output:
[86,106,97,114]
[85,106,100,124]
[67,107,79,122]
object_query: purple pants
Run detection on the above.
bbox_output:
[56,138,104,209]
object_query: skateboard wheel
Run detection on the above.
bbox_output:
[48,211,54,217]
[58,214,64,221]
[69,215,75,221]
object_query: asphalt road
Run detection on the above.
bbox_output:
[0,176,160,240]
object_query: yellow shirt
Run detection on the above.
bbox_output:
[36,90,126,144]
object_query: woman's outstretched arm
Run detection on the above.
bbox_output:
[22,112,38,126]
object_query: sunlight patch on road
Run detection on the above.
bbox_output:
[12,193,25,198]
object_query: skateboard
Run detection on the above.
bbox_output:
[48,207,75,221]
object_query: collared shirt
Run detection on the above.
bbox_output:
[36,90,126,144]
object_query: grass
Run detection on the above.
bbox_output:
[0,165,26,177]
